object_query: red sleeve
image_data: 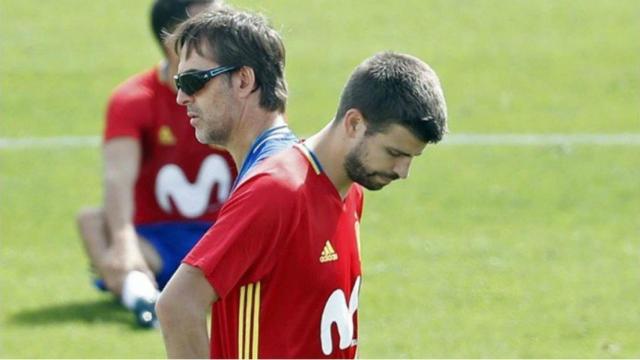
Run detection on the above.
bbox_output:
[184,173,299,298]
[103,74,154,141]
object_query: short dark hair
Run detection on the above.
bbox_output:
[150,0,217,55]
[172,7,288,113]
[335,52,448,143]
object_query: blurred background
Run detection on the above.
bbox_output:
[1,0,639,357]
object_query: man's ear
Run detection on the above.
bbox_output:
[343,109,366,139]
[235,66,257,98]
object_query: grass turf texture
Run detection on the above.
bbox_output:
[1,0,639,357]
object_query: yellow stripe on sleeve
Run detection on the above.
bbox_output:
[238,283,261,359]
[251,282,261,359]
[238,286,246,359]
[244,284,254,359]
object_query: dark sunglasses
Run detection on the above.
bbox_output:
[174,65,238,96]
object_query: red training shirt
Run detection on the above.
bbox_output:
[185,144,364,358]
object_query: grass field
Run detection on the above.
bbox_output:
[2,0,639,358]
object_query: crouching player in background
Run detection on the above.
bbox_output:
[75,0,236,328]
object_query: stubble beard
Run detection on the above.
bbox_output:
[344,141,400,191]
[203,124,231,146]
[344,144,386,191]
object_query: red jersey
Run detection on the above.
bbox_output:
[185,144,364,359]
[104,68,237,224]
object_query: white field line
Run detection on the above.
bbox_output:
[0,136,100,150]
[1,134,640,150]
[442,134,640,146]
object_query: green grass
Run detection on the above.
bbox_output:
[2,0,639,358]
[361,146,640,357]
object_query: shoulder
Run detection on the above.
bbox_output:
[239,147,309,193]
[214,168,303,233]
[234,170,300,204]
[231,149,309,207]
[107,68,158,110]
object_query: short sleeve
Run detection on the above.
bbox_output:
[184,173,299,298]
[103,77,153,141]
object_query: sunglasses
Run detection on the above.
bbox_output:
[174,65,238,96]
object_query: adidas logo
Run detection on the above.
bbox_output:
[158,125,176,145]
[319,240,338,263]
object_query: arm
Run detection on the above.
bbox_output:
[99,137,155,295]
[156,263,217,359]
[156,175,294,357]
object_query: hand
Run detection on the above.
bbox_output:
[98,244,157,296]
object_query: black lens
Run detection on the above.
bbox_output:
[176,72,206,96]
[175,66,237,96]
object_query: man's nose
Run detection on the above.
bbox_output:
[394,157,412,179]
[176,89,191,106]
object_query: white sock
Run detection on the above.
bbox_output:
[121,270,159,311]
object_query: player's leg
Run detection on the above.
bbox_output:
[77,207,165,328]
[136,222,212,289]
[139,236,163,275]
[76,207,162,290]
[76,206,110,277]
[76,206,163,282]
[119,222,210,328]
[116,234,163,328]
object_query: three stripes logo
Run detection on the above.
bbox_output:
[238,282,261,359]
[320,240,338,263]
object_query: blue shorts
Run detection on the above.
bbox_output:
[94,221,212,291]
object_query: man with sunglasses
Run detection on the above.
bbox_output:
[170,8,297,187]
[156,10,448,359]
[75,0,236,328]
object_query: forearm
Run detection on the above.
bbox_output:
[157,264,218,359]
[103,178,138,250]
[158,300,210,359]
[98,138,148,294]
[102,138,140,249]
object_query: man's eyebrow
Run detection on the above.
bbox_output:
[178,68,203,74]
[387,147,417,157]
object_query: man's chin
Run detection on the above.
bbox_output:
[357,180,387,191]
[196,131,227,147]
[195,132,208,144]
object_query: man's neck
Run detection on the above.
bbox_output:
[227,112,287,169]
[304,122,353,199]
